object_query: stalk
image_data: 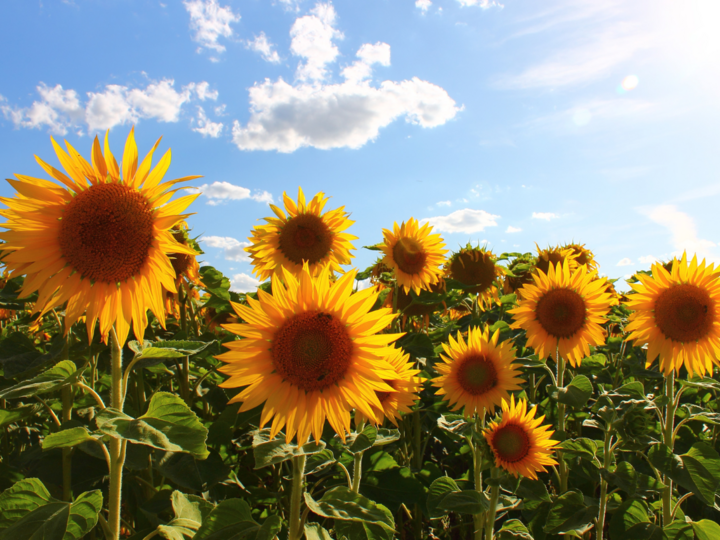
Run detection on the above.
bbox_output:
[662,371,676,526]
[60,329,72,501]
[107,328,128,540]
[472,412,484,540]
[556,349,568,493]
[351,451,364,493]
[288,454,307,540]
[484,468,500,540]
[596,427,613,540]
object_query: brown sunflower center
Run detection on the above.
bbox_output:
[271,310,353,391]
[278,214,333,265]
[536,252,566,275]
[492,424,531,462]
[58,183,154,283]
[450,252,496,293]
[376,379,398,404]
[535,288,586,338]
[654,284,713,343]
[170,229,191,277]
[393,237,427,275]
[457,354,498,395]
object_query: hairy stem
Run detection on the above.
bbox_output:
[485,468,500,540]
[556,350,568,493]
[351,451,364,493]
[662,371,676,526]
[596,427,613,540]
[107,328,127,540]
[473,412,484,540]
[288,454,307,540]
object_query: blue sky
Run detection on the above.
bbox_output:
[2,0,719,291]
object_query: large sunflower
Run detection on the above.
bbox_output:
[625,253,720,377]
[446,246,504,309]
[246,188,357,281]
[217,264,403,445]
[433,326,523,417]
[355,346,422,427]
[381,218,447,294]
[0,129,199,344]
[484,395,558,480]
[509,261,613,366]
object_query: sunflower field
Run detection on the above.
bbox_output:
[0,131,719,540]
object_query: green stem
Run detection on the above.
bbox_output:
[107,327,127,540]
[484,468,500,540]
[556,350,568,493]
[596,428,613,540]
[288,454,307,540]
[351,451,363,493]
[662,371,676,526]
[473,412,484,540]
[61,385,73,502]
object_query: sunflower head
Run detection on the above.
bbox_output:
[169,224,201,286]
[246,187,357,282]
[0,128,199,344]
[503,254,537,297]
[509,260,614,366]
[217,263,403,445]
[433,326,523,417]
[484,395,558,480]
[535,244,578,276]
[446,246,505,308]
[625,252,720,377]
[381,218,447,295]
[563,242,598,271]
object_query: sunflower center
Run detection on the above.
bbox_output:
[271,310,353,391]
[492,424,531,463]
[278,214,333,265]
[393,237,427,275]
[535,288,586,338]
[58,183,154,283]
[450,252,495,293]
[457,354,498,395]
[654,284,713,342]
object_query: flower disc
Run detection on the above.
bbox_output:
[535,288,586,338]
[535,245,578,276]
[626,253,720,376]
[433,326,523,416]
[484,395,558,480]
[447,246,504,308]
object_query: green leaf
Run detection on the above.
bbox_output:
[515,478,550,512]
[557,374,593,408]
[437,490,488,515]
[334,519,394,540]
[360,467,425,512]
[396,333,435,359]
[0,478,53,531]
[0,360,80,400]
[42,427,95,450]
[154,451,230,492]
[692,520,720,540]
[305,449,336,475]
[65,490,104,540]
[580,353,606,368]
[304,486,395,532]
[304,523,334,540]
[622,523,666,540]
[497,519,534,540]
[0,404,41,427]
[171,490,214,524]
[347,425,377,454]
[252,429,326,469]
[543,490,597,535]
[193,499,259,540]
[373,429,401,447]
[96,392,209,459]
[558,438,598,463]
[609,499,648,540]
[128,340,215,368]
[649,444,719,506]
[255,516,282,540]
[602,461,666,496]
[436,414,472,437]
[426,477,460,519]
[664,521,694,540]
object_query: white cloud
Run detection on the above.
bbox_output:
[643,205,718,263]
[1,83,84,135]
[202,236,251,261]
[416,0,432,13]
[422,208,499,234]
[617,257,632,266]
[355,278,372,291]
[189,81,219,101]
[342,42,391,82]
[194,181,273,204]
[192,107,223,138]
[230,273,262,293]
[532,212,558,221]
[291,3,344,82]
[638,255,657,265]
[437,200,452,207]
[247,32,281,63]
[184,0,240,54]
[457,0,503,8]
[505,226,522,233]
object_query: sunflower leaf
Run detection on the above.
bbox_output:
[0,360,81,400]
[608,499,648,540]
[692,520,720,540]
[252,429,326,469]
[557,375,593,408]
[334,519,395,540]
[426,477,460,519]
[42,426,96,450]
[193,499,259,540]
[543,489,597,535]
[304,486,395,531]
[437,490,488,515]
[347,425,377,454]
[0,404,42,428]
[0,478,54,531]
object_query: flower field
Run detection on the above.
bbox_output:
[0,130,719,540]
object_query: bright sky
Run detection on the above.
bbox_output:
[2,0,720,291]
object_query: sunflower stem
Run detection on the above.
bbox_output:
[662,371,676,526]
[473,412,484,540]
[596,426,613,540]
[288,454,307,540]
[484,467,500,540]
[351,451,364,493]
[108,327,128,540]
[556,350,568,493]
[60,327,72,502]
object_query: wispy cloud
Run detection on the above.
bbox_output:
[184,0,240,55]
[532,212,558,221]
[616,257,632,266]
[642,204,718,263]
[415,0,431,14]
[505,226,522,233]
[202,236,251,261]
[246,32,281,63]
[193,181,273,205]
[422,208,499,234]
[230,273,261,293]
[192,107,223,138]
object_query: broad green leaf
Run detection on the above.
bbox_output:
[622,523,666,540]
[603,461,666,495]
[304,486,395,531]
[515,478,550,512]
[692,520,720,540]
[305,449,336,475]
[0,360,79,400]
[0,478,53,530]
[360,467,425,512]
[373,428,401,447]
[0,404,41,427]
[609,499,648,540]
[334,519,394,540]
[252,429,326,469]
[436,414,472,437]
[664,521,694,540]
[543,490,597,535]
[557,375,593,408]
[558,438,598,463]
[580,353,606,367]
[437,490,488,515]
[171,490,214,524]
[255,516,283,540]
[497,519,533,540]
[648,445,704,503]
[193,499,259,540]
[65,490,104,540]
[42,427,95,450]
[426,477,460,519]
[96,392,209,458]
[154,451,230,492]
[347,425,377,454]
[396,333,435,359]
[304,523,334,540]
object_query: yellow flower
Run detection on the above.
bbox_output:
[0,128,199,344]
[535,244,578,276]
[446,246,504,309]
[246,188,357,281]
[484,395,558,480]
[503,254,537,298]
[381,218,447,294]
[509,261,613,366]
[433,326,523,416]
[625,253,720,377]
[563,242,598,272]
[217,264,402,445]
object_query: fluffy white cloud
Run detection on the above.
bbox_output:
[184,0,240,54]
[1,83,84,135]
[194,181,273,204]
[290,3,344,82]
[189,81,219,101]
[247,32,281,63]
[416,0,432,13]
[342,42,391,82]
[638,255,657,265]
[230,273,262,293]
[422,208,499,234]
[532,212,558,221]
[202,236,251,261]
[192,107,223,138]
[617,257,632,266]
[457,0,503,8]
[643,205,718,263]
[505,226,522,233]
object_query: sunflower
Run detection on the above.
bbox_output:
[164,224,202,319]
[355,346,422,427]
[509,261,613,366]
[535,244,578,276]
[246,188,357,281]
[446,246,504,309]
[0,129,199,344]
[381,218,447,295]
[563,242,598,272]
[217,264,403,445]
[625,253,720,377]
[503,254,537,298]
[433,326,523,417]
[484,395,558,480]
